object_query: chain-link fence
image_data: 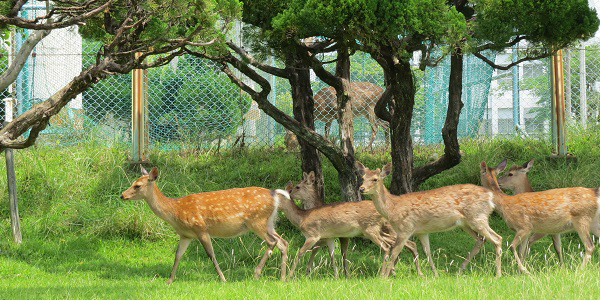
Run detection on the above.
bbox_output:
[1,2,596,152]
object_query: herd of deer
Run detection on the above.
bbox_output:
[120,160,600,283]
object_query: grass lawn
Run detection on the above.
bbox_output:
[2,133,600,299]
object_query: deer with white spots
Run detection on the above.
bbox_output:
[355,161,503,277]
[120,166,289,283]
[283,173,422,278]
[481,160,600,274]
[494,159,600,267]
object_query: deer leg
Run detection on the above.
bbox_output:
[250,220,288,280]
[383,233,411,278]
[167,237,192,284]
[416,234,438,276]
[269,232,289,281]
[458,226,485,275]
[196,231,227,282]
[466,218,503,277]
[253,231,279,280]
[325,239,339,278]
[289,237,320,278]
[306,240,324,275]
[404,240,423,276]
[549,234,563,265]
[573,218,594,268]
[520,233,546,261]
[366,112,378,151]
[339,238,350,278]
[510,230,532,275]
[324,121,332,139]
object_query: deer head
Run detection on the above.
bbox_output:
[287,171,316,201]
[479,160,507,192]
[497,160,534,192]
[355,161,392,195]
[121,165,158,200]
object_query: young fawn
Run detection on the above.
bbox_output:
[481,160,600,274]
[497,159,600,265]
[497,160,563,263]
[283,173,422,278]
[120,166,289,283]
[356,161,503,277]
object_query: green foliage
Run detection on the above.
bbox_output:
[472,0,600,50]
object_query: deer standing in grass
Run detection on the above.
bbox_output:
[314,82,387,149]
[497,159,600,265]
[481,160,600,274]
[283,173,422,278]
[356,161,503,277]
[120,166,289,283]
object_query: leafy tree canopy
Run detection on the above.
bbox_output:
[471,0,599,51]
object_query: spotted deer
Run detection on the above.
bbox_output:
[481,160,600,274]
[497,159,600,265]
[356,161,503,277]
[314,82,387,149]
[120,166,289,283]
[283,173,422,278]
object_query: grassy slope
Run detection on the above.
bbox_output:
[2,129,600,299]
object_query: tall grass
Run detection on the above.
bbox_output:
[1,129,600,298]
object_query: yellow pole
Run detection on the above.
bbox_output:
[551,49,566,156]
[132,52,148,162]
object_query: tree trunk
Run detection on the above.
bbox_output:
[388,60,416,195]
[334,47,361,201]
[287,52,325,203]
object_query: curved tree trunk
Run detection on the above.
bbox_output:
[387,60,416,194]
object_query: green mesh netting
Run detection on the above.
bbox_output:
[424,51,496,144]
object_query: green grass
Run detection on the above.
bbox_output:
[2,131,600,299]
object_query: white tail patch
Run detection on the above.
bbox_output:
[275,189,291,201]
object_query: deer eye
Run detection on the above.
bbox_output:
[372,178,378,182]
[295,186,300,189]
[508,173,513,176]
[134,185,141,190]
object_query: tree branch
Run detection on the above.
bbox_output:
[473,50,550,70]
[0,1,111,30]
[226,41,290,78]
[0,29,50,92]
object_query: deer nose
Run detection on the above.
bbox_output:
[359,187,365,193]
[120,194,125,200]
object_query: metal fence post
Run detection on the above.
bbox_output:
[512,45,520,130]
[565,48,572,118]
[4,98,22,244]
[131,52,148,162]
[551,49,567,156]
[580,47,587,129]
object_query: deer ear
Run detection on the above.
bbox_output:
[480,161,488,173]
[523,159,534,172]
[306,171,315,184]
[140,165,149,176]
[381,163,392,177]
[149,167,159,181]
[355,161,366,176]
[496,159,507,173]
[285,181,294,193]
